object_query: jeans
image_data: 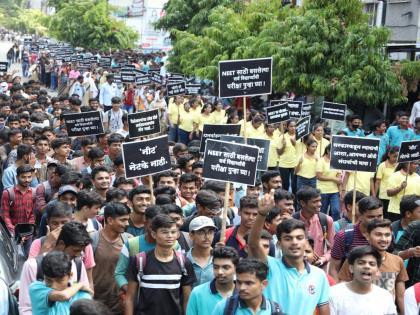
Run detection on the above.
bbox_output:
[168,124,179,142]
[122,104,134,113]
[279,167,296,193]
[178,128,190,145]
[321,192,340,221]
[22,62,29,77]
[50,72,57,90]
[296,176,316,192]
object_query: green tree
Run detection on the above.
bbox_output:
[171,0,405,107]
[49,0,138,50]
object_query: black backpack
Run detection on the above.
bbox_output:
[292,211,330,251]
[223,295,285,315]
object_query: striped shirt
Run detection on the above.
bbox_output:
[330,223,368,260]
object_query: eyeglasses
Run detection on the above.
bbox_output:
[195,229,215,237]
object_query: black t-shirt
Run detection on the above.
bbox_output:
[127,250,196,315]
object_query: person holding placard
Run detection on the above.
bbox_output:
[295,139,319,191]
[264,123,281,170]
[210,100,227,124]
[312,123,330,157]
[342,171,375,198]
[245,115,265,139]
[386,161,420,221]
[316,144,342,220]
[278,120,298,193]
[375,147,399,216]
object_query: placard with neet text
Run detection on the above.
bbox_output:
[295,116,311,141]
[220,135,269,171]
[398,140,420,163]
[166,81,186,97]
[0,62,8,72]
[266,102,289,124]
[200,124,242,152]
[122,135,171,179]
[128,109,161,138]
[218,57,272,98]
[287,101,303,119]
[203,139,259,186]
[63,111,104,137]
[330,136,380,172]
[321,101,347,121]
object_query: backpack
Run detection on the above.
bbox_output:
[292,211,330,250]
[40,181,53,203]
[414,282,420,304]
[223,295,284,315]
[336,218,351,231]
[343,225,355,260]
[5,187,36,211]
[35,254,82,282]
[135,249,187,283]
[90,230,130,253]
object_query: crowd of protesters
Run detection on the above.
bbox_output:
[0,34,419,315]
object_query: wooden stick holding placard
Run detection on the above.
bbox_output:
[403,163,410,196]
[351,171,357,224]
[148,175,155,204]
[219,182,231,243]
[243,97,247,141]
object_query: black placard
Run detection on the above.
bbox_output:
[99,56,111,68]
[218,57,273,98]
[128,109,161,138]
[63,111,104,137]
[398,140,420,163]
[121,71,136,83]
[114,74,122,85]
[203,139,259,186]
[166,81,186,97]
[0,62,8,72]
[185,84,201,95]
[200,124,242,152]
[296,116,311,141]
[321,101,347,121]
[266,102,289,124]
[302,103,312,118]
[136,75,151,85]
[122,136,171,179]
[220,135,269,171]
[150,71,163,84]
[330,136,380,172]
[287,101,303,119]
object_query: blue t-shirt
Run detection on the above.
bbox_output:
[186,249,214,287]
[386,125,415,148]
[187,280,225,315]
[212,295,274,315]
[342,127,365,137]
[29,281,91,315]
[367,132,389,163]
[264,257,329,315]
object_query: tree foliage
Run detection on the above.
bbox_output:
[168,0,405,107]
[0,6,49,35]
[49,0,138,50]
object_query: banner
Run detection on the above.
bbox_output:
[203,139,259,186]
[166,81,186,97]
[302,103,312,118]
[122,136,171,179]
[128,109,161,138]
[0,62,8,72]
[321,101,347,121]
[200,124,242,152]
[330,136,380,172]
[219,57,273,98]
[135,75,151,85]
[63,111,104,137]
[266,102,289,124]
[398,140,420,163]
[287,101,303,119]
[185,84,201,95]
[150,71,164,84]
[296,116,311,141]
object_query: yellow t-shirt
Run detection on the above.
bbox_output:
[197,114,214,131]
[265,133,281,168]
[278,133,298,168]
[297,154,318,178]
[388,171,420,214]
[314,137,330,157]
[179,110,195,132]
[240,121,265,138]
[210,110,227,124]
[316,158,341,193]
[167,101,183,125]
[295,140,306,157]
[346,171,374,196]
[376,162,397,200]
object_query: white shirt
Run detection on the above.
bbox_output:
[404,284,420,315]
[103,108,125,132]
[99,82,118,106]
[329,283,397,315]
[410,100,420,125]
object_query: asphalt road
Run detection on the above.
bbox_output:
[0,40,23,75]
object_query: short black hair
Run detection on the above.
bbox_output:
[60,171,82,186]
[87,147,104,160]
[76,190,103,210]
[297,187,321,203]
[347,245,382,268]
[41,251,72,278]
[236,258,268,281]
[128,185,151,201]
[70,300,112,315]
[366,218,392,234]
[46,201,73,220]
[201,180,225,193]
[151,214,176,232]
[195,189,221,209]
[161,204,183,216]
[91,166,110,180]
[261,170,280,184]
[358,197,383,215]
[106,188,128,203]
[276,218,306,239]
[179,173,197,185]
[113,176,135,188]
[192,160,203,171]
[274,189,294,203]
[400,194,420,217]
[16,164,34,176]
[155,194,175,205]
[57,221,92,247]
[17,144,33,160]
[212,246,240,266]
[239,196,258,210]
[266,207,281,223]
[343,190,367,208]
[145,205,166,221]
[107,133,124,145]
[51,138,70,150]
[104,202,131,224]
